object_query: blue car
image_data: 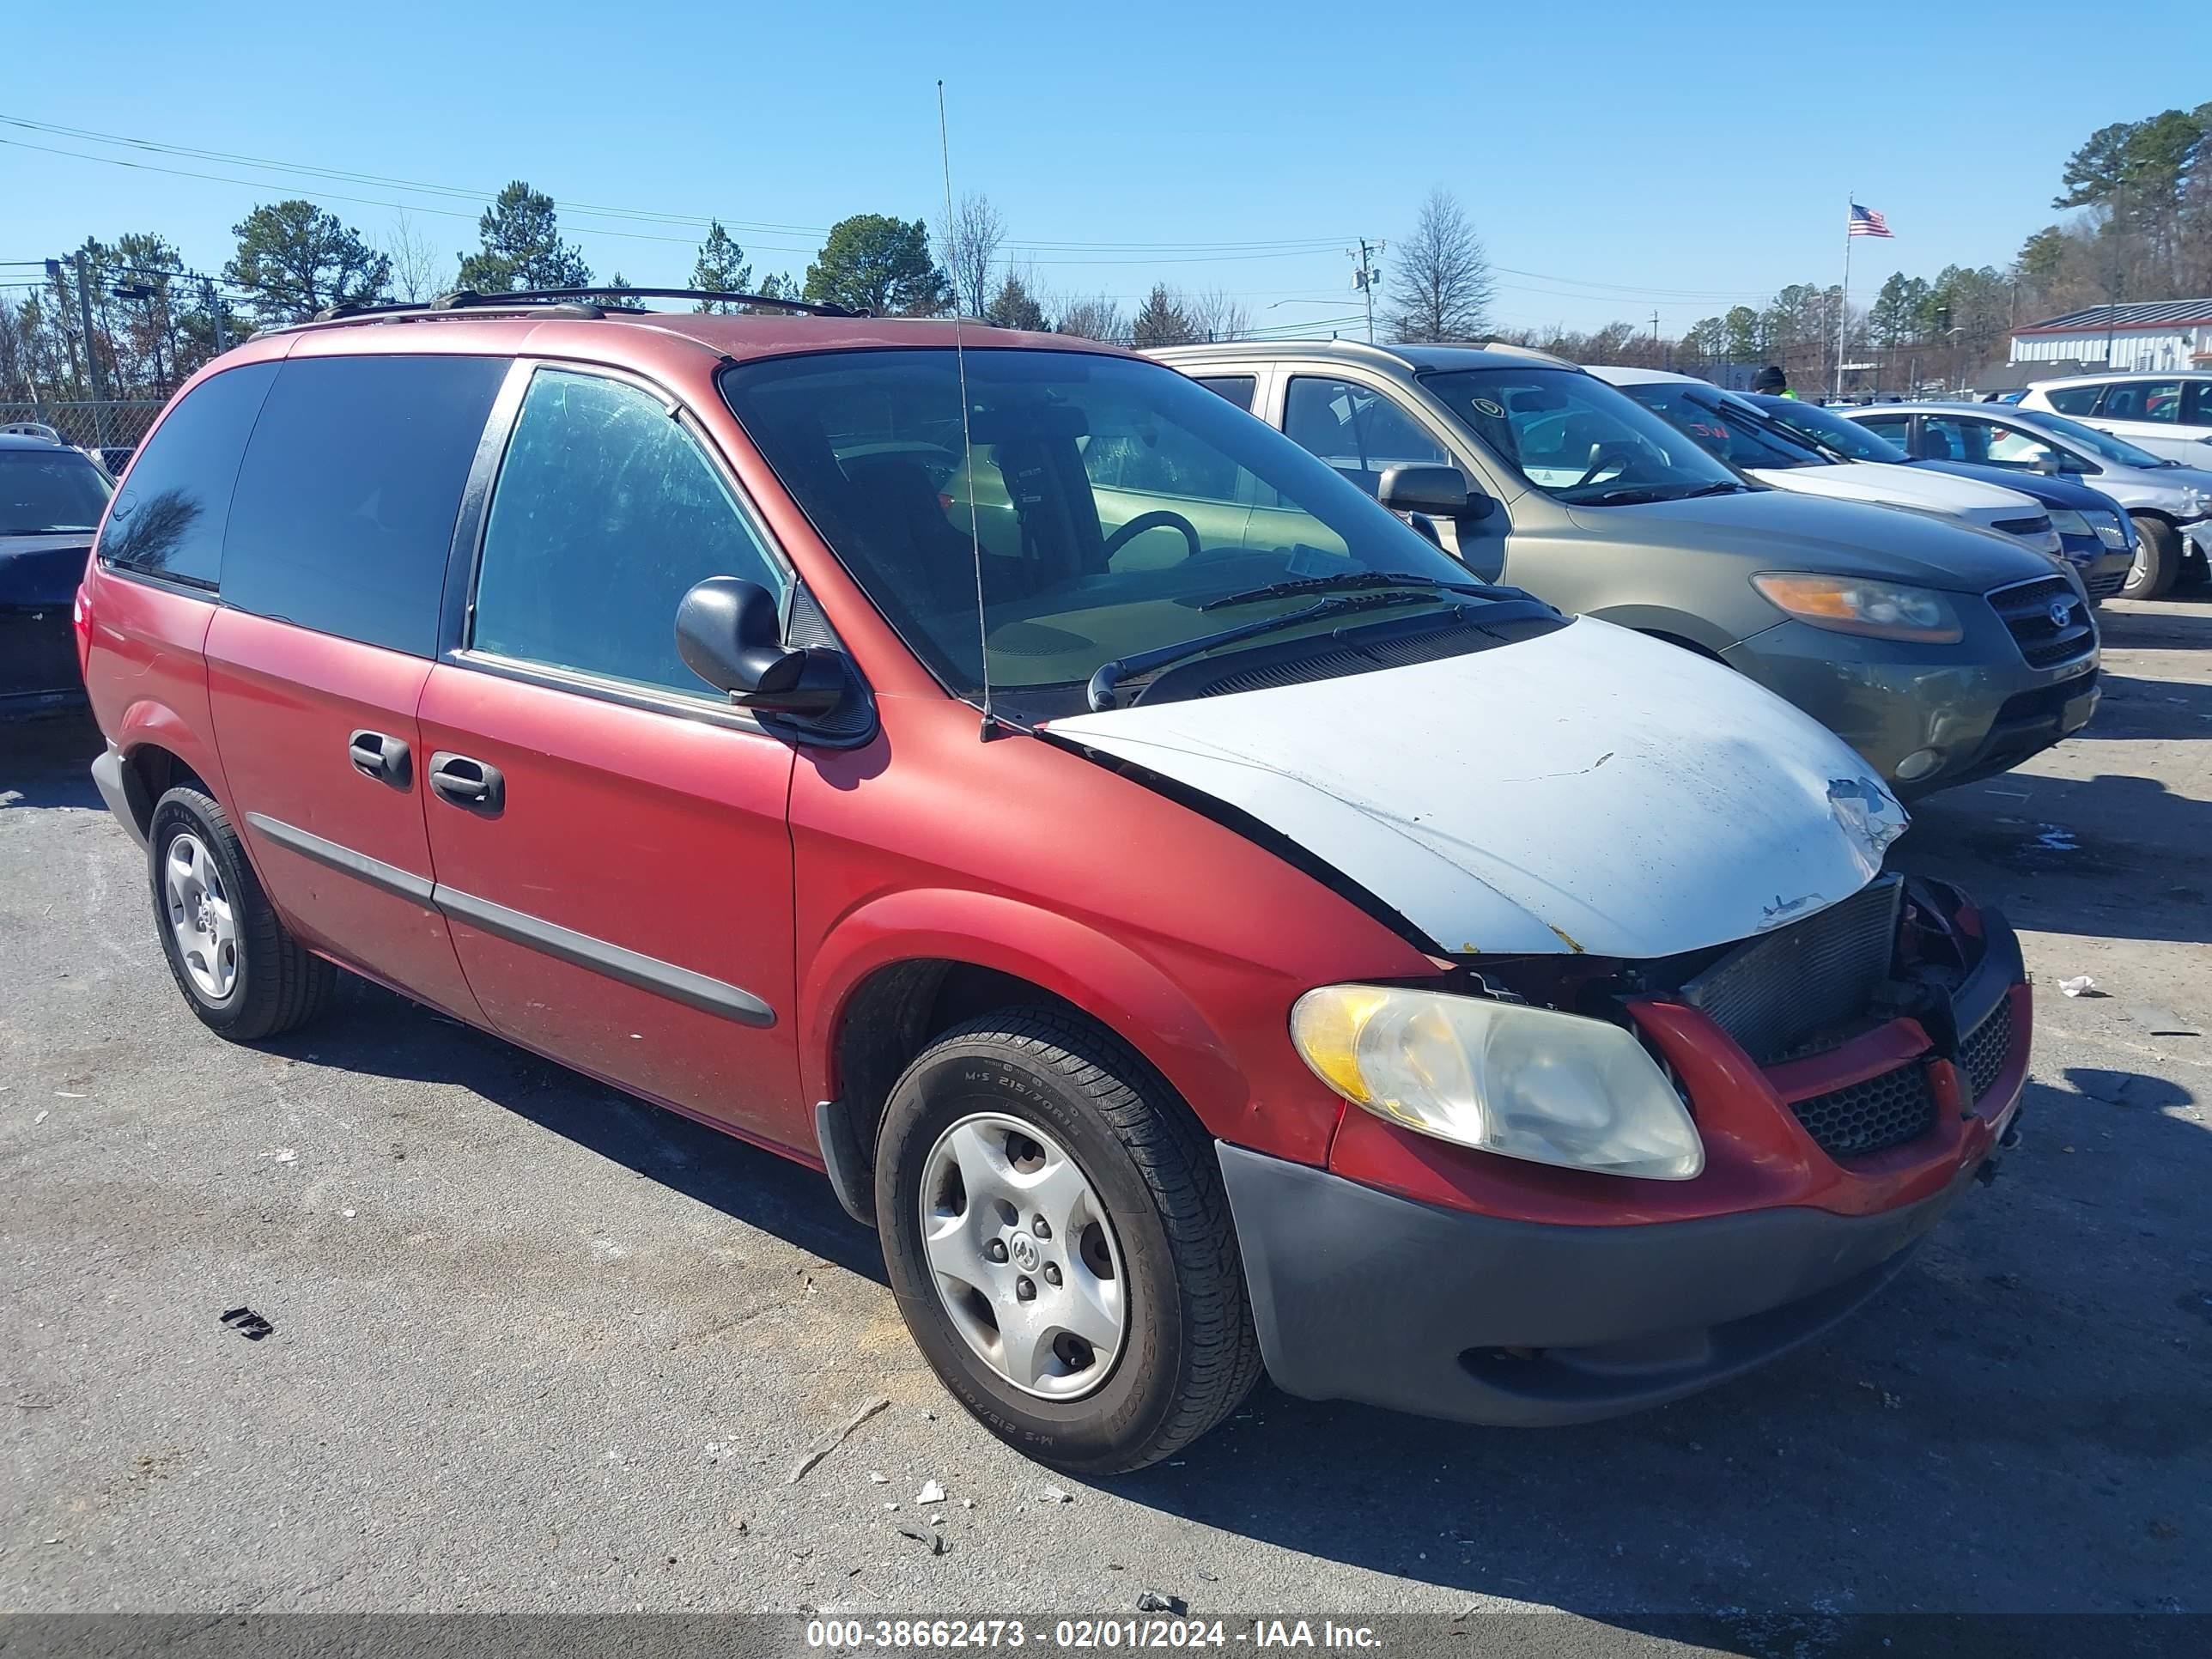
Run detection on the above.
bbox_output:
[1752,395,2134,602]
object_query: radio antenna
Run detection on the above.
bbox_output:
[938,79,1002,741]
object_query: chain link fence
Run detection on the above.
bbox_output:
[2,399,167,472]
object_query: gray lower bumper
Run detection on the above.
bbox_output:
[1219,1144,1982,1428]
[91,744,149,851]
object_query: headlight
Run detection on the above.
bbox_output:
[2083,509,2131,549]
[1289,986,1705,1181]
[2045,508,2091,539]
[1751,573,1965,642]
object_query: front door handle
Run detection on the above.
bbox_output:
[428,751,504,814]
[348,729,412,787]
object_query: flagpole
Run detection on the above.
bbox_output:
[1836,193,1852,401]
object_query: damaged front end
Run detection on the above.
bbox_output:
[1420,873,2028,1188]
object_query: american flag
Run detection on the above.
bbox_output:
[1849,203,1894,239]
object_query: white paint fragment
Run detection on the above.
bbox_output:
[916,1480,945,1504]
[2059,975,2097,998]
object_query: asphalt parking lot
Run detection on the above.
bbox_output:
[3,599,2208,1642]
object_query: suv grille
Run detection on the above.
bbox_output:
[1959,996,2014,1105]
[1678,877,1902,1065]
[1989,574,2096,670]
[1791,1062,1938,1160]
[1992,514,2055,542]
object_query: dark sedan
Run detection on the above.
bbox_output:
[1,433,110,716]
[1750,394,2135,602]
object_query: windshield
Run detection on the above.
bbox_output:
[2021,410,2170,469]
[0,449,112,535]
[1752,397,1909,464]
[720,349,1495,709]
[1610,381,1829,471]
[1418,368,1745,503]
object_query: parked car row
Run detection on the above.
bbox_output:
[73,295,2037,1473]
[1156,339,2100,798]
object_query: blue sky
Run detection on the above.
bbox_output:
[5,2,2209,334]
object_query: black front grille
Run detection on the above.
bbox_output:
[1959,997,2014,1105]
[1792,1062,1938,1160]
[2086,567,2129,600]
[1679,876,1902,1065]
[1992,515,2054,541]
[1989,574,2096,670]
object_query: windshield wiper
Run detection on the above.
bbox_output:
[1085,591,1452,711]
[1579,480,1747,506]
[1200,568,1511,611]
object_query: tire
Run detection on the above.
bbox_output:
[875,1006,1261,1474]
[2124,516,2181,599]
[149,785,335,1042]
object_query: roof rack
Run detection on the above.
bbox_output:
[309,286,861,325]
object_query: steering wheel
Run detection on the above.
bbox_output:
[1571,441,1640,489]
[1103,510,1203,562]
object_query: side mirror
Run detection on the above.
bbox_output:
[675,576,845,716]
[1378,464,1496,523]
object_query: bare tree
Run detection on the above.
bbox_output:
[1188,288,1250,343]
[938,192,1006,319]
[1385,187,1493,343]
[384,210,446,303]
[1055,293,1127,345]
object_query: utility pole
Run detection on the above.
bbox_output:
[71,252,112,452]
[1347,240,1384,343]
[205,276,228,354]
[1652,309,1661,366]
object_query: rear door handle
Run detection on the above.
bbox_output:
[428,751,504,814]
[348,729,412,787]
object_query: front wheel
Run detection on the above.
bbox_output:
[2124,516,2181,599]
[875,1007,1261,1473]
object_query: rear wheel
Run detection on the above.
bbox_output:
[2124,516,2180,599]
[149,786,334,1042]
[875,1007,1261,1473]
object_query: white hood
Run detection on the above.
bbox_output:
[1046,617,1907,960]
[1749,460,2042,524]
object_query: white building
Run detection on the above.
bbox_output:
[2009,300,2212,372]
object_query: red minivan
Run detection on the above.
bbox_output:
[79,292,2029,1472]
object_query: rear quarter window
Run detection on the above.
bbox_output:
[221,355,507,656]
[97,363,277,587]
[2043,385,2101,415]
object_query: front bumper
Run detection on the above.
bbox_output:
[1222,1144,1988,1427]
[2060,537,2134,602]
[1725,617,2097,798]
[2186,520,2212,563]
[1222,898,2028,1429]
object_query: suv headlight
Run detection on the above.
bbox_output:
[1751,573,1964,642]
[1289,986,1705,1181]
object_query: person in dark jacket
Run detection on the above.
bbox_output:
[1753,365,1796,399]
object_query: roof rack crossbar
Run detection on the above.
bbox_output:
[308,286,860,325]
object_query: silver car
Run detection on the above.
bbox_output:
[1843,402,2212,599]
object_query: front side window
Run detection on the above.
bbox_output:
[1283,378,1449,495]
[720,348,1494,711]
[222,356,507,655]
[1421,368,1744,504]
[471,369,785,698]
[2042,383,2101,415]
[2023,410,2166,469]
[2100,380,2182,423]
[97,362,276,586]
[1929,416,2066,471]
[1,449,112,537]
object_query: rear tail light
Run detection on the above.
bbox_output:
[72,583,93,681]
